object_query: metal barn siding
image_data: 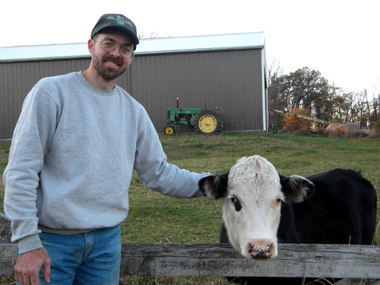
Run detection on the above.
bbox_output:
[0,59,91,139]
[129,49,265,133]
[0,33,267,139]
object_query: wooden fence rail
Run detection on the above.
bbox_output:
[1,243,380,284]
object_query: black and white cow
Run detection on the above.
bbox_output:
[199,155,377,285]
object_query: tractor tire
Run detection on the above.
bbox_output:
[164,125,176,135]
[194,110,223,134]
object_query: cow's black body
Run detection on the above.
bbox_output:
[218,169,377,285]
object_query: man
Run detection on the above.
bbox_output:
[3,14,206,285]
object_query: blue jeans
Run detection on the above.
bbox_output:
[17,224,121,285]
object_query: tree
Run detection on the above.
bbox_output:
[370,94,380,125]
[268,66,380,129]
[269,67,337,121]
[268,60,287,129]
[355,90,371,128]
[332,95,346,122]
[138,29,158,39]
[268,60,285,109]
[285,67,331,112]
[369,81,380,125]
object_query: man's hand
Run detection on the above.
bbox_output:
[14,247,51,285]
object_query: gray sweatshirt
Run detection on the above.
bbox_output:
[3,72,204,254]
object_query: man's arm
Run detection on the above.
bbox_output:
[3,83,58,252]
[3,83,58,284]
[133,111,206,198]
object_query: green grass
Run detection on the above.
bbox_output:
[1,133,379,284]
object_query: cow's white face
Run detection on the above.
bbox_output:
[200,155,314,259]
[223,156,283,258]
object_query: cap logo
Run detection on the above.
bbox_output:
[116,15,125,25]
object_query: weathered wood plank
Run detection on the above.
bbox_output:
[0,213,12,244]
[0,244,17,277]
[334,279,380,285]
[1,243,379,282]
[119,243,380,279]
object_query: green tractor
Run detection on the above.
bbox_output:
[164,100,224,134]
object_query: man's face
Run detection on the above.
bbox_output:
[90,32,134,81]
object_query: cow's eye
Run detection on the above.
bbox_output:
[227,195,242,212]
[274,197,283,207]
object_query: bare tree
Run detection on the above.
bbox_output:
[370,78,380,124]
[332,95,346,122]
[267,59,285,109]
[138,27,158,39]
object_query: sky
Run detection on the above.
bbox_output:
[1,0,379,96]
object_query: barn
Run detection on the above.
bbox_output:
[0,32,268,139]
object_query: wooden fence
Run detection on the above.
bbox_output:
[1,243,379,284]
[1,214,379,284]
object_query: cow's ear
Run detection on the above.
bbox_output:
[199,172,229,200]
[280,175,315,203]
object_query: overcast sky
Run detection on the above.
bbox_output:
[1,0,379,96]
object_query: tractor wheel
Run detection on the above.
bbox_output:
[164,125,176,135]
[194,110,223,134]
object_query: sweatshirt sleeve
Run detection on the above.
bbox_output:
[3,83,58,253]
[133,110,206,198]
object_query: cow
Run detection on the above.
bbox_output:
[199,155,377,285]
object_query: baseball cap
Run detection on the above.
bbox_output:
[91,14,139,50]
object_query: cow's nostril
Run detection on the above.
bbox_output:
[246,240,275,259]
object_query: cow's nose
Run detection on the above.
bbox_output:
[246,240,275,259]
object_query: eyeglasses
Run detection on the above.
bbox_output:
[94,39,134,58]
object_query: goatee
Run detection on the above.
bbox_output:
[93,55,128,81]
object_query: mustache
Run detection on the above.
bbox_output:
[103,56,123,66]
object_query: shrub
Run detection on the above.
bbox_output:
[284,107,313,132]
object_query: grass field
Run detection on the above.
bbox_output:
[1,132,379,284]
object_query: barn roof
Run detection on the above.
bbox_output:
[0,32,265,63]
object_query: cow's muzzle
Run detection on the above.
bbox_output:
[246,240,275,259]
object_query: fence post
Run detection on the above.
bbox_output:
[0,214,15,277]
[0,214,11,244]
